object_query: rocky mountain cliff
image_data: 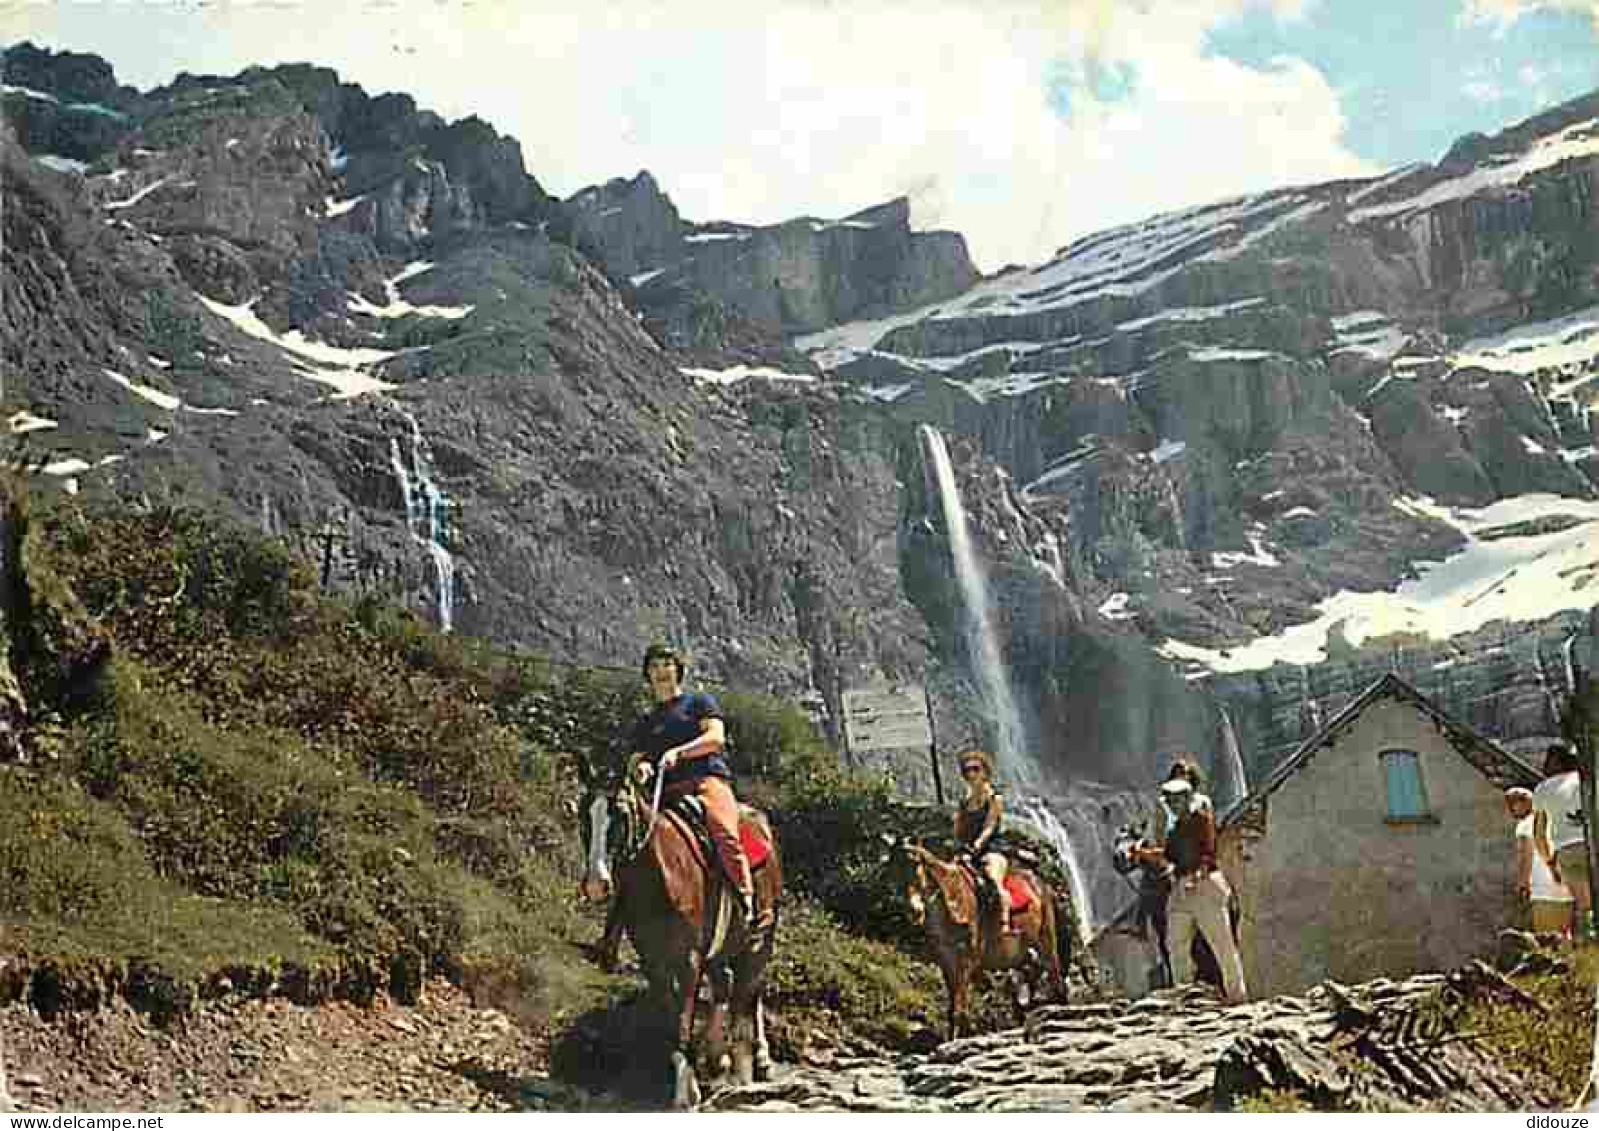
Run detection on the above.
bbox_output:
[796,90,1599,800]
[6,40,1599,923]
[566,172,979,342]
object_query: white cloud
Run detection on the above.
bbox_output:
[8,0,1376,271]
[1458,0,1599,33]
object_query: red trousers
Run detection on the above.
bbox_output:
[664,775,753,898]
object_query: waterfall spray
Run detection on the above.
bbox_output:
[918,425,1094,943]
[1213,706,1249,814]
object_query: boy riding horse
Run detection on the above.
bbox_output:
[629,643,757,926]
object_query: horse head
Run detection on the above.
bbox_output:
[1110,823,1144,877]
[887,836,952,926]
[577,745,642,903]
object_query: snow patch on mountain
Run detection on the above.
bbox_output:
[198,295,399,398]
[1452,304,1599,377]
[796,191,1310,371]
[1351,118,1599,223]
[1160,493,1599,674]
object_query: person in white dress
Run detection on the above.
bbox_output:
[1506,786,1574,936]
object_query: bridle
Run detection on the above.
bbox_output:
[900,841,969,931]
[581,767,650,869]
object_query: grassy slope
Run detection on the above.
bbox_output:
[0,485,961,1061]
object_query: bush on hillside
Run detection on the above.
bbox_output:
[2,487,985,1054]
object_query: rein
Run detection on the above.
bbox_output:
[637,764,667,858]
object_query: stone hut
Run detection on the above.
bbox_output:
[1215,673,1542,998]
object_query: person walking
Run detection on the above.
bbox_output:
[1506,786,1574,937]
[1136,776,1248,1002]
[1534,744,1592,939]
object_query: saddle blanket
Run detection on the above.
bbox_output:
[1003,873,1034,912]
[740,821,772,869]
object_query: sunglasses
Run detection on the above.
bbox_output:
[960,765,984,778]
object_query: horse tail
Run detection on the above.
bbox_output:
[1046,883,1072,993]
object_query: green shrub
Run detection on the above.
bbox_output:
[0,487,1042,1056]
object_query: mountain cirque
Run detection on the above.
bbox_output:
[5,43,1599,911]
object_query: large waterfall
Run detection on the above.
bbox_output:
[918,425,1095,944]
[920,425,1029,784]
[388,410,457,632]
[1213,706,1249,814]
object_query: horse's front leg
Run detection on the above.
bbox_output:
[701,962,734,1089]
[594,896,625,973]
[666,948,705,1111]
[937,954,962,1043]
[729,935,775,1085]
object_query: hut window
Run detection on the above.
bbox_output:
[1380,749,1429,820]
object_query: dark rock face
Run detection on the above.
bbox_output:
[1,43,141,164]
[567,178,981,341]
[795,87,1599,816]
[568,172,685,281]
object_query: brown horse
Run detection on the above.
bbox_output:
[898,840,1067,1040]
[578,758,782,1109]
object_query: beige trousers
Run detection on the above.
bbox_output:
[1167,871,1248,1003]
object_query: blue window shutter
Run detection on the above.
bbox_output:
[1381,750,1427,818]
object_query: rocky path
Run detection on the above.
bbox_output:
[0,981,618,1113]
[0,964,1569,1113]
[710,972,1558,1113]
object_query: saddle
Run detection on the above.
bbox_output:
[667,794,772,873]
[1002,873,1035,912]
[958,858,1035,912]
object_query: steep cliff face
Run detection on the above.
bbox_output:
[9,39,1599,926]
[567,176,981,339]
[797,90,1599,802]
[0,47,937,717]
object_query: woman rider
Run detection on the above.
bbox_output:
[953,749,1017,934]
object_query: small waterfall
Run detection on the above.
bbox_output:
[919,425,1094,943]
[1033,530,1067,591]
[1013,796,1096,948]
[1563,629,1581,699]
[387,412,456,632]
[1213,706,1249,814]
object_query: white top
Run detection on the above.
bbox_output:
[1532,771,1587,853]
[1517,814,1574,902]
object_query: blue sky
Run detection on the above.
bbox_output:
[1205,1,1599,168]
[2,0,1595,271]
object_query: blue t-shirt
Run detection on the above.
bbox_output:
[631,691,729,787]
